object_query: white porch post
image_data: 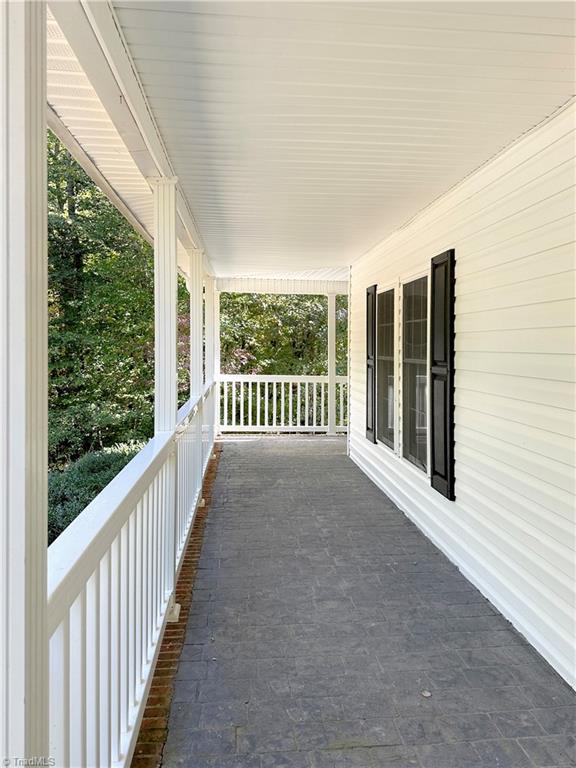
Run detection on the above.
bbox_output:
[327,293,337,434]
[214,290,221,431]
[204,276,215,385]
[214,290,221,378]
[0,0,49,760]
[188,250,203,399]
[150,177,178,434]
[150,177,178,615]
[187,250,204,506]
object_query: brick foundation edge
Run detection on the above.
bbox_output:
[130,442,223,768]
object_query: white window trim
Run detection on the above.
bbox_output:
[397,267,432,478]
[375,283,396,452]
[373,265,432,480]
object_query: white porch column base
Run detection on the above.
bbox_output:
[166,598,181,623]
[327,293,337,435]
[0,0,49,759]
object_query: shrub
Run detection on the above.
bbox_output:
[48,444,141,545]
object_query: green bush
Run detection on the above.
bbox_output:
[48,444,141,545]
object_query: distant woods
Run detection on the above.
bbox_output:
[219,293,348,377]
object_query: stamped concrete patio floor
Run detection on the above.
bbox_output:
[163,437,575,768]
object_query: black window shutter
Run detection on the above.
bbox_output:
[430,250,455,499]
[366,285,377,443]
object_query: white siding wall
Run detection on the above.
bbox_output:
[349,102,576,688]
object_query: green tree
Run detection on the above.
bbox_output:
[220,292,347,376]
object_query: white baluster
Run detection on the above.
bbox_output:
[313,383,318,428]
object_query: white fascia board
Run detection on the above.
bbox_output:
[48,0,211,270]
[215,277,349,295]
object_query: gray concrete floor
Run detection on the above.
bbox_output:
[163,437,575,768]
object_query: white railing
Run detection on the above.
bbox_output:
[47,383,217,768]
[219,375,348,432]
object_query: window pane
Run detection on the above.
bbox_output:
[376,289,394,448]
[403,277,428,470]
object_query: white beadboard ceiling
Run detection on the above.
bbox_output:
[47,8,154,237]
[59,1,576,278]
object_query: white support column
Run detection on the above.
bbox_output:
[204,276,215,385]
[0,0,49,760]
[188,250,203,399]
[150,177,178,620]
[327,293,337,435]
[214,290,221,380]
[150,177,178,434]
[214,290,221,431]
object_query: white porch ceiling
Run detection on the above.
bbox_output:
[111,1,575,277]
[47,8,154,240]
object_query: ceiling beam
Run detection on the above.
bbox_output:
[215,277,349,295]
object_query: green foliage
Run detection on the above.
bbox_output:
[48,130,154,465]
[47,131,191,467]
[220,292,347,376]
[178,279,190,405]
[48,445,140,545]
[336,294,349,376]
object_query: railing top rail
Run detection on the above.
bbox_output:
[47,392,207,635]
[177,390,202,426]
[218,374,348,383]
[47,433,173,634]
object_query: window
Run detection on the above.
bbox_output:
[403,276,428,470]
[366,285,377,442]
[376,289,395,448]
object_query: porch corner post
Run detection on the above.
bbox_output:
[0,0,49,760]
[150,176,178,434]
[327,293,337,434]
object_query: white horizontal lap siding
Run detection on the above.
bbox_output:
[349,103,576,688]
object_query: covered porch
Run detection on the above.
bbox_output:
[1,1,574,767]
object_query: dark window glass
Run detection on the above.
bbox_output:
[403,276,428,470]
[376,289,395,448]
